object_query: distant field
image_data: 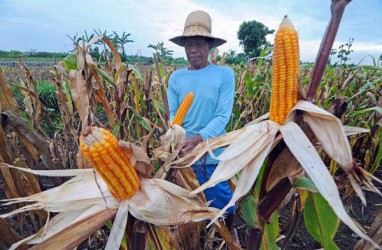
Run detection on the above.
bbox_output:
[0,57,65,68]
[0,57,65,63]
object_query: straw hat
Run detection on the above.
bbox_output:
[169,10,226,47]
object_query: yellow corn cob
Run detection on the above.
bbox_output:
[269,16,299,124]
[172,92,194,126]
[79,127,140,199]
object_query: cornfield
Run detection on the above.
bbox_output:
[1,5,382,250]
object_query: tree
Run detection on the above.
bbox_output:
[112,31,134,58]
[148,42,173,62]
[224,49,247,64]
[237,20,274,58]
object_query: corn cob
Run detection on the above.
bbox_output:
[172,92,194,126]
[269,16,299,124]
[80,127,140,199]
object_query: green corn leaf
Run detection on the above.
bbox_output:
[96,67,114,85]
[137,115,151,132]
[128,64,144,82]
[245,71,254,99]
[292,176,318,193]
[304,192,340,250]
[147,226,174,250]
[349,106,382,117]
[370,130,382,174]
[240,195,258,229]
[63,52,77,71]
[260,212,280,250]
[239,161,267,229]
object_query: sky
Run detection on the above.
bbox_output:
[0,0,381,65]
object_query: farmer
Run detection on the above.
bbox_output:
[168,10,238,243]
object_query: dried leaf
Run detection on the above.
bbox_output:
[119,140,153,178]
[93,82,116,127]
[1,111,54,169]
[102,36,122,85]
[76,151,90,169]
[69,70,90,130]
[13,159,41,197]
[343,125,369,136]
[0,218,23,248]
[0,69,19,113]
[0,121,14,163]
[13,82,38,118]
[29,209,116,250]
[0,127,19,198]
[354,208,382,250]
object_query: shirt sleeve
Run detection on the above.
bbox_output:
[199,68,235,140]
[167,75,179,121]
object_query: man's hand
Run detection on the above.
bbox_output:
[179,134,202,156]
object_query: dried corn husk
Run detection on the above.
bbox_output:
[187,100,379,249]
[0,151,218,250]
[153,124,186,162]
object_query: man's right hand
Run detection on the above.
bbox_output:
[179,134,202,156]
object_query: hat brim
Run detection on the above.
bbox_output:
[169,35,226,48]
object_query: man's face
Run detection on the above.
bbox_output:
[184,37,210,70]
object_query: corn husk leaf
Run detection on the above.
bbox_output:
[0,163,218,249]
[172,128,245,168]
[129,178,218,225]
[0,166,118,218]
[280,121,378,249]
[193,121,279,194]
[292,100,380,205]
[153,125,186,162]
[190,121,279,226]
[180,98,379,247]
[119,140,153,178]
[172,112,269,168]
[293,101,353,168]
[105,200,129,250]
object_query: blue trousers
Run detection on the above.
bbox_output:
[191,164,235,215]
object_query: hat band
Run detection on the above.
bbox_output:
[183,25,212,37]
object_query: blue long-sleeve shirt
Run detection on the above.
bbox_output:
[168,63,235,165]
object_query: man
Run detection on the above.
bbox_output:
[168,10,238,242]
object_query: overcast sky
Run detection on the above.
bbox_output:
[0,0,381,65]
